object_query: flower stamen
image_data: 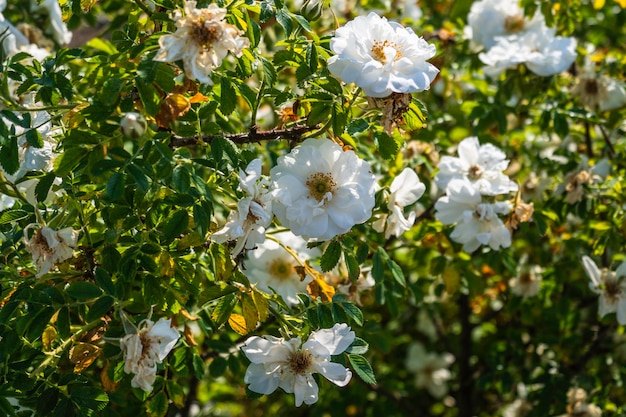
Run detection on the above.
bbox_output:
[306,172,337,202]
[190,19,221,49]
[288,350,313,375]
[269,259,293,280]
[371,40,403,64]
[504,14,525,33]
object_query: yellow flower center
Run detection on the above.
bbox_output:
[504,14,525,33]
[371,40,403,65]
[306,172,336,202]
[288,350,313,375]
[269,259,294,280]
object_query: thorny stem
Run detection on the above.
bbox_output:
[29,318,104,378]
[169,124,319,147]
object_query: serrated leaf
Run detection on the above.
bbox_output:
[228,313,248,335]
[220,77,236,115]
[251,289,269,322]
[345,253,360,282]
[242,293,258,332]
[345,337,369,355]
[0,209,29,224]
[374,131,399,160]
[348,354,376,384]
[211,293,237,325]
[66,282,103,300]
[53,147,85,176]
[387,258,406,287]
[106,171,124,201]
[341,301,364,326]
[0,136,19,175]
[25,128,43,148]
[261,57,277,86]
[42,325,57,351]
[35,172,56,203]
[320,241,341,272]
[147,391,168,417]
[276,9,293,36]
[126,163,149,193]
[69,342,102,373]
[87,296,114,322]
[94,267,116,296]
[162,210,189,241]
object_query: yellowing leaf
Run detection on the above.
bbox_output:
[252,289,269,322]
[155,93,191,128]
[594,0,606,8]
[100,362,120,392]
[615,0,626,7]
[228,313,248,336]
[184,324,198,347]
[307,276,335,302]
[42,325,57,351]
[70,343,102,373]
[442,264,460,294]
[242,294,259,331]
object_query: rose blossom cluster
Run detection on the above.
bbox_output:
[434,137,518,253]
[466,0,577,77]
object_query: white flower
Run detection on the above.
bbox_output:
[509,263,542,298]
[582,256,626,325]
[32,0,73,45]
[154,1,249,85]
[270,138,376,241]
[465,0,545,50]
[241,323,355,406]
[244,231,320,306]
[327,12,439,98]
[405,342,454,398]
[561,388,602,417]
[120,318,180,392]
[373,168,425,238]
[435,136,518,196]
[572,57,626,112]
[502,383,533,417]
[212,158,273,256]
[435,179,512,252]
[479,27,577,77]
[23,224,79,277]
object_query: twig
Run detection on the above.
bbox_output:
[169,124,319,147]
[597,124,616,159]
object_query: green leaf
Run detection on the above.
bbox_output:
[66,282,103,300]
[0,136,19,175]
[54,147,86,176]
[220,77,237,115]
[0,209,29,224]
[372,248,385,284]
[374,131,399,160]
[126,163,149,193]
[320,241,341,272]
[276,9,293,36]
[210,293,237,325]
[261,57,277,86]
[136,78,160,116]
[25,128,43,148]
[341,301,364,326]
[306,43,318,72]
[345,337,369,355]
[94,267,116,296]
[348,354,376,384]
[35,172,57,203]
[87,296,114,322]
[147,391,168,417]
[162,210,189,241]
[387,258,406,287]
[209,356,228,377]
[106,171,125,201]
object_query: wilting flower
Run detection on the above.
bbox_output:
[23,224,79,277]
[373,168,425,238]
[120,317,180,392]
[558,388,602,417]
[31,0,73,45]
[572,56,626,112]
[120,112,147,139]
[405,342,454,398]
[243,231,320,306]
[582,256,626,325]
[509,262,542,298]
[435,136,518,196]
[241,323,354,406]
[479,26,577,77]
[270,138,376,241]
[435,178,512,252]
[154,1,249,85]
[327,12,439,98]
[465,0,544,50]
[212,158,273,256]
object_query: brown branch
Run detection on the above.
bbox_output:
[169,124,319,147]
[597,124,616,159]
